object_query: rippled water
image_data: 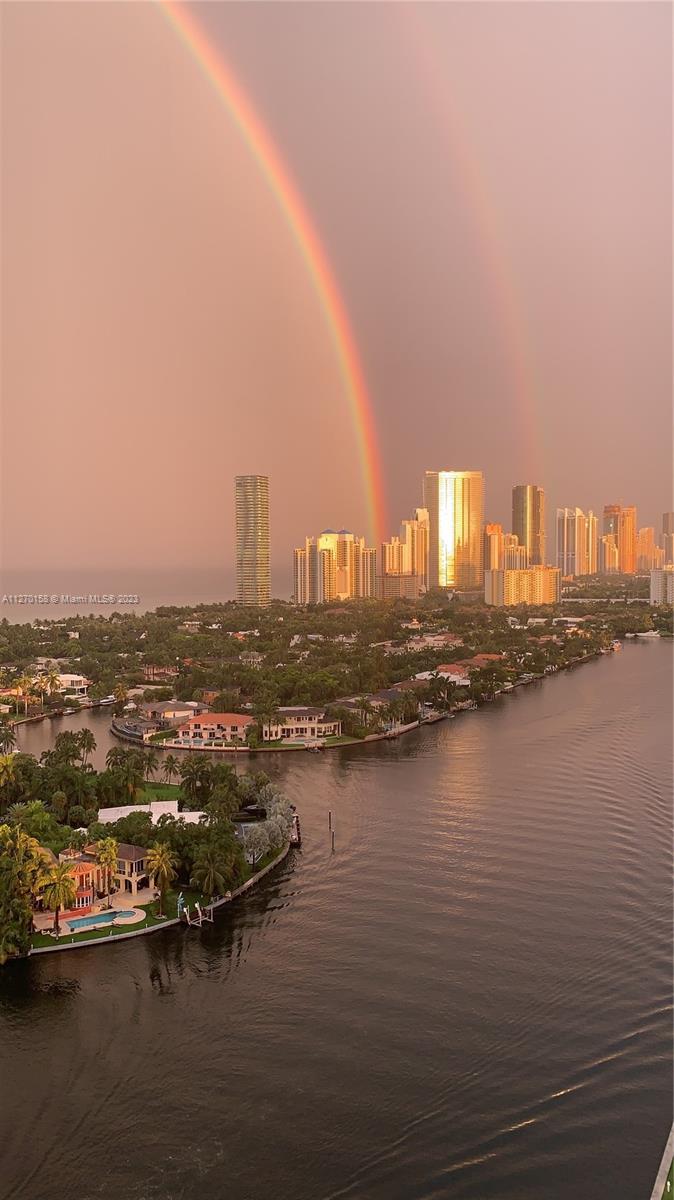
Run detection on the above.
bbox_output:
[3,642,672,1200]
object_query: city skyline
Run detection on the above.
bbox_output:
[287,469,672,604]
[1,1,671,572]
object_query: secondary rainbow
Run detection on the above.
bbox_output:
[158,1,387,546]
[398,6,545,480]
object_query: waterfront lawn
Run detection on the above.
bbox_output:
[30,885,212,949]
[30,846,289,951]
[136,782,183,802]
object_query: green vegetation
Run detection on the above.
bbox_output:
[0,593,670,961]
[0,594,670,733]
[0,737,294,961]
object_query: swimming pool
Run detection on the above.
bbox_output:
[66,909,139,931]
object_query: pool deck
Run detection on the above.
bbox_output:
[33,901,149,936]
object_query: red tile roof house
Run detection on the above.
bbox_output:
[174,713,254,747]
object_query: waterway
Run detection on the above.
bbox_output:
[3,641,672,1200]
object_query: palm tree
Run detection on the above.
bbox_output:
[105,748,144,798]
[15,675,34,716]
[45,667,61,699]
[0,723,16,754]
[190,843,229,902]
[42,862,78,935]
[162,754,179,786]
[0,825,51,960]
[146,842,178,917]
[144,747,160,783]
[105,746,128,772]
[95,837,118,908]
[32,677,48,710]
[0,754,17,796]
[77,729,97,768]
[178,755,204,807]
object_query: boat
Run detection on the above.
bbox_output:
[233,804,267,823]
[290,812,302,847]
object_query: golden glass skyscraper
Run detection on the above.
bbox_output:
[235,475,270,606]
[603,504,637,574]
[423,470,484,590]
[512,484,546,566]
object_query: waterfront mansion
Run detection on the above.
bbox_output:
[173,708,341,746]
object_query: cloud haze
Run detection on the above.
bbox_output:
[1,2,671,575]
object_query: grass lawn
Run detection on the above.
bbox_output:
[30,885,212,949]
[663,1161,673,1198]
[30,845,289,952]
[136,782,183,801]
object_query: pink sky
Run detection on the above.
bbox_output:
[1,2,671,572]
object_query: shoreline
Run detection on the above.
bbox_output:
[108,647,609,757]
[28,841,292,957]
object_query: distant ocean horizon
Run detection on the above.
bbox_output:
[0,566,295,622]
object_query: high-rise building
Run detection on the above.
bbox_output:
[598,534,619,574]
[292,530,376,603]
[354,540,377,598]
[235,475,270,606]
[423,471,484,590]
[512,485,546,566]
[636,527,663,572]
[483,524,504,571]
[380,508,429,597]
[379,573,423,600]
[650,566,674,605]
[502,533,527,570]
[661,514,674,565]
[603,504,637,573]
[556,508,598,577]
[586,511,598,574]
[485,566,561,607]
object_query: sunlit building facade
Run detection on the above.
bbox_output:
[598,534,619,574]
[636,527,664,572]
[235,475,270,606]
[380,508,429,597]
[293,530,376,604]
[483,523,504,571]
[603,504,637,573]
[502,533,527,570]
[556,508,598,577]
[423,471,484,590]
[485,566,561,607]
[661,513,674,565]
[512,485,546,566]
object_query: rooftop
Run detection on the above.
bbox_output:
[181,712,253,725]
[116,843,148,862]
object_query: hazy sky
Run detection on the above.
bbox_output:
[1,1,671,574]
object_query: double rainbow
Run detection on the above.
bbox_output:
[159,1,388,546]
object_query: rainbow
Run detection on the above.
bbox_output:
[157,1,388,546]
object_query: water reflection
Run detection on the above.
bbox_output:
[2,643,672,1200]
